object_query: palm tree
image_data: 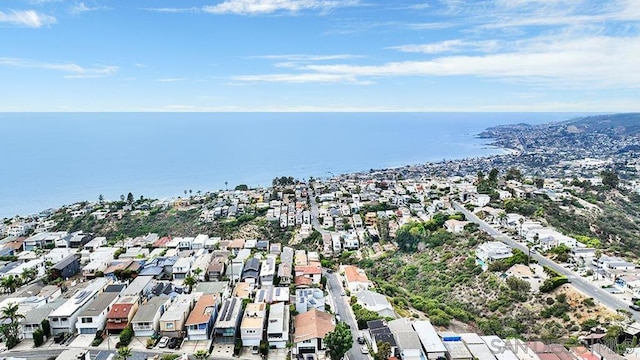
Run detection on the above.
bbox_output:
[1,275,20,294]
[497,211,508,227]
[21,267,37,283]
[518,217,525,237]
[117,346,132,360]
[183,275,196,292]
[1,302,25,348]
[192,267,203,280]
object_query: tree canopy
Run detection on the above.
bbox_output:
[324,322,353,360]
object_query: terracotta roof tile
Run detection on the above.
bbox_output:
[185,294,218,326]
[294,309,334,343]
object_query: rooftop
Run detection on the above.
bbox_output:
[185,294,218,325]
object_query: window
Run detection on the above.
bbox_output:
[166,323,174,329]
[82,318,93,323]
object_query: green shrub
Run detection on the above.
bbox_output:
[33,329,44,347]
[540,276,568,293]
[119,326,134,346]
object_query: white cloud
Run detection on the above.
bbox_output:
[202,0,359,15]
[248,54,362,61]
[0,10,56,27]
[230,73,367,84]
[70,3,108,15]
[301,35,640,88]
[156,78,188,82]
[143,7,200,13]
[0,58,118,78]
[389,40,501,54]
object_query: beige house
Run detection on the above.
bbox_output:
[159,294,195,338]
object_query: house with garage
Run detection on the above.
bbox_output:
[75,291,120,335]
[131,297,171,337]
[48,278,111,335]
[105,296,139,334]
[159,294,195,338]
[185,294,219,341]
[292,308,334,355]
[267,302,290,349]
[214,297,244,344]
[240,302,266,348]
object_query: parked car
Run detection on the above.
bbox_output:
[630,304,640,311]
[158,336,170,348]
[168,337,181,349]
[361,346,369,354]
[358,336,365,345]
[335,314,341,322]
[54,333,66,344]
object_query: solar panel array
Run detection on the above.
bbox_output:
[74,291,90,304]
[218,300,230,322]
[225,298,237,321]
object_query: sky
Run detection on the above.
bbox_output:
[1,0,639,112]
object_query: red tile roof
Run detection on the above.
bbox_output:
[185,295,218,326]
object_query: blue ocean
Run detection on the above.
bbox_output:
[0,112,581,218]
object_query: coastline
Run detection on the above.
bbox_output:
[0,112,572,220]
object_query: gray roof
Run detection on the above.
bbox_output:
[122,276,154,296]
[52,254,79,270]
[132,297,167,323]
[387,318,423,351]
[195,281,228,295]
[23,299,66,324]
[80,292,119,317]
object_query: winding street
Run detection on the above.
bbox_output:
[325,271,368,360]
[452,201,640,322]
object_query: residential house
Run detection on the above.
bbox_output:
[267,302,290,349]
[367,320,398,357]
[21,299,65,339]
[214,297,244,344]
[159,294,195,338]
[278,263,293,285]
[48,278,111,335]
[173,257,192,280]
[69,232,92,248]
[44,248,73,264]
[23,232,67,251]
[50,255,81,280]
[295,288,325,314]
[295,264,322,285]
[105,296,140,334]
[341,265,373,294]
[444,219,469,234]
[240,302,266,347]
[260,256,276,286]
[254,286,290,304]
[175,237,194,251]
[131,297,171,337]
[122,276,155,300]
[75,291,120,335]
[388,318,426,360]
[241,258,261,284]
[185,294,219,341]
[413,320,447,360]
[138,256,177,279]
[103,260,141,280]
[293,309,335,355]
[208,258,226,281]
[461,333,498,360]
[356,290,396,318]
[190,252,212,282]
[476,242,513,269]
[192,234,208,250]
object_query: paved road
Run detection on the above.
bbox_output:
[325,272,367,360]
[308,189,327,235]
[452,201,640,322]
